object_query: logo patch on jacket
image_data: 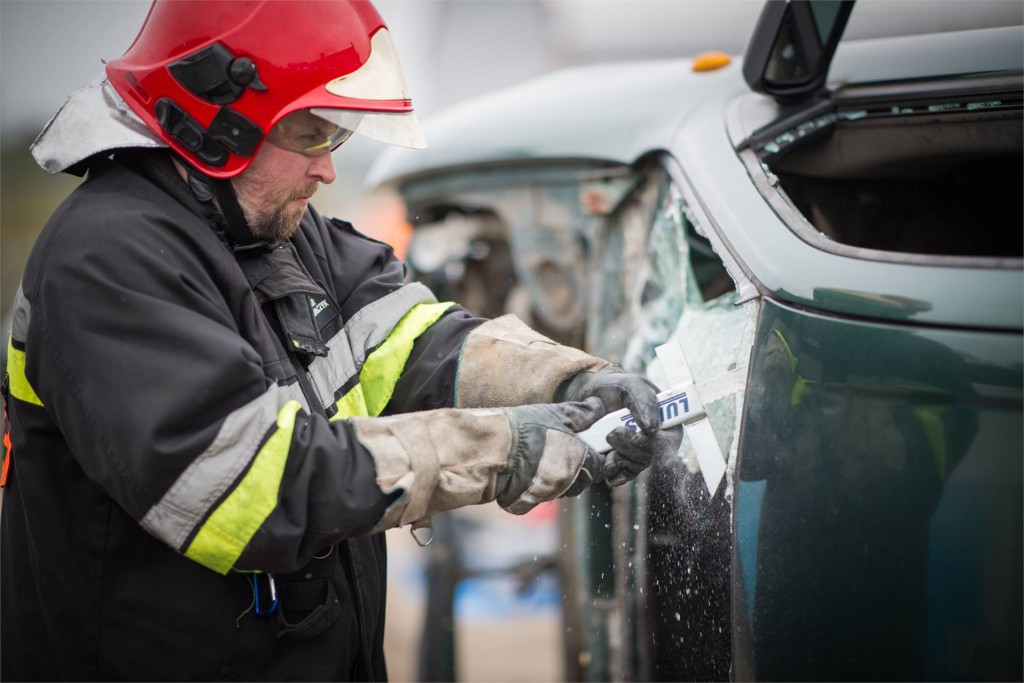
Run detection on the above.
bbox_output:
[311,297,331,318]
[309,295,339,333]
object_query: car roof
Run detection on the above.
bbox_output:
[368,57,733,186]
[369,25,1022,186]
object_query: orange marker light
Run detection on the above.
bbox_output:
[692,51,732,72]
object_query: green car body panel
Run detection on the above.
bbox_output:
[735,297,1022,681]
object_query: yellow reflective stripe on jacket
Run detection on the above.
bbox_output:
[335,383,368,419]
[331,301,454,420]
[7,337,42,407]
[185,400,302,574]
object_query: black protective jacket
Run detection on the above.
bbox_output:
[1,150,483,681]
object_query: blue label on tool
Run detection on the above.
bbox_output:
[621,392,689,432]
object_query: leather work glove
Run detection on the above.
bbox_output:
[558,366,682,485]
[497,397,608,514]
[605,423,684,486]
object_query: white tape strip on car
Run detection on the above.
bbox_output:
[578,338,747,496]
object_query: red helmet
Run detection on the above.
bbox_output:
[106,0,426,178]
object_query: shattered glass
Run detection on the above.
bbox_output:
[584,162,756,495]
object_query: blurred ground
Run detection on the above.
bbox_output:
[384,503,564,682]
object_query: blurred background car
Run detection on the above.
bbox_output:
[368,1,1023,680]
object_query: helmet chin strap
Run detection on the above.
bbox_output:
[183,162,262,250]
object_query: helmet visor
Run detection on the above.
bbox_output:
[311,107,427,150]
[315,27,427,150]
[266,107,426,157]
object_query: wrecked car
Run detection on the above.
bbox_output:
[368,0,1023,680]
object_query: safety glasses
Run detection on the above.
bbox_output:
[266,109,357,157]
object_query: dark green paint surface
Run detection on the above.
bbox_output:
[735,298,1023,681]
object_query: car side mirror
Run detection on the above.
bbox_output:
[743,0,855,103]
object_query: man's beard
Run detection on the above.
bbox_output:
[238,185,318,244]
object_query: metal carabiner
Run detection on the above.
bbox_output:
[410,525,433,548]
[252,572,278,617]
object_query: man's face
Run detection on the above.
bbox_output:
[232,110,342,243]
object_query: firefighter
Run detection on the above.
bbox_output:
[0,1,682,680]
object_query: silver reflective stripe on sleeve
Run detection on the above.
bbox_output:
[11,283,30,341]
[306,283,437,410]
[140,381,307,552]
